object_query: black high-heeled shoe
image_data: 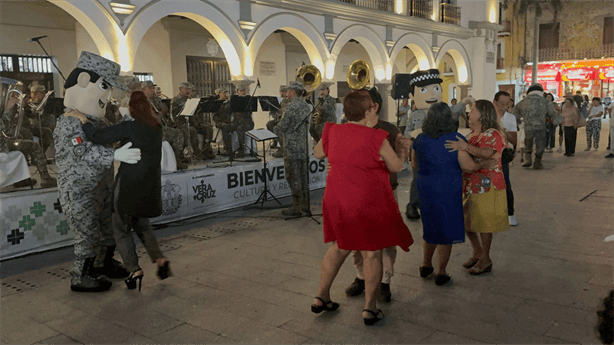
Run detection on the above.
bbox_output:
[311,296,340,314]
[363,309,384,326]
[157,261,172,280]
[125,271,144,291]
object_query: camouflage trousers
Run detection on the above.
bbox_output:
[177,124,199,152]
[7,139,48,174]
[222,121,254,149]
[284,158,309,211]
[62,176,115,282]
[266,119,283,151]
[524,129,547,160]
[23,125,54,153]
[162,126,184,157]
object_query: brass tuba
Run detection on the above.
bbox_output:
[296,64,323,125]
[347,60,371,90]
[0,77,26,140]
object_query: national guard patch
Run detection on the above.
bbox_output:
[68,137,83,147]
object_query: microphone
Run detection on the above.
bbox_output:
[29,35,48,42]
[257,78,261,88]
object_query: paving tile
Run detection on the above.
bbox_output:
[419,331,484,344]
[512,299,598,328]
[222,294,304,327]
[34,334,81,344]
[279,313,369,344]
[153,323,221,344]
[96,303,184,337]
[0,307,59,344]
[276,276,320,296]
[44,311,137,344]
[545,321,602,344]
[183,269,269,298]
[121,333,160,344]
[1,289,86,324]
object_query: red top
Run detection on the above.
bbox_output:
[463,128,507,194]
[321,123,413,252]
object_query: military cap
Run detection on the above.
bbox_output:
[408,69,443,88]
[155,86,161,93]
[30,84,46,93]
[317,82,332,91]
[124,76,140,87]
[288,81,305,92]
[76,51,126,90]
[235,81,251,91]
[215,87,228,94]
[178,82,193,89]
[279,85,288,92]
[141,80,157,88]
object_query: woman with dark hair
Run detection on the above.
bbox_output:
[561,98,580,156]
[544,93,560,153]
[445,100,508,275]
[311,89,413,326]
[413,102,489,285]
[66,91,171,291]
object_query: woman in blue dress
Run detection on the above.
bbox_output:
[411,102,492,286]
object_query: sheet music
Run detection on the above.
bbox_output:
[246,128,277,141]
[119,107,130,117]
[179,98,200,116]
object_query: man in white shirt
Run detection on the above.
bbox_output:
[494,91,519,226]
[585,97,604,151]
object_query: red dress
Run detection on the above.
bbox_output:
[322,123,413,252]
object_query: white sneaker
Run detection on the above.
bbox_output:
[557,147,562,153]
[509,216,518,226]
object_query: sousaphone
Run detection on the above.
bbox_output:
[347,60,371,90]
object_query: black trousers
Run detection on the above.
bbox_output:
[502,161,514,216]
[564,126,577,155]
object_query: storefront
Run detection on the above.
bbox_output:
[526,59,614,99]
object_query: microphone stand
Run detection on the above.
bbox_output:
[31,38,66,82]
[287,94,322,224]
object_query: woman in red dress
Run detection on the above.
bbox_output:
[311,90,413,325]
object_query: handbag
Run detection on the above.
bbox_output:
[577,113,587,128]
[501,147,516,163]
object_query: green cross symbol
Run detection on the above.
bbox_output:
[30,201,46,217]
[19,215,35,231]
[56,221,70,235]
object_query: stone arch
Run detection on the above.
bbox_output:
[48,1,116,62]
[435,39,472,85]
[389,33,434,71]
[126,1,246,77]
[330,25,389,82]
[248,13,329,77]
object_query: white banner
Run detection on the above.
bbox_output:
[0,158,328,260]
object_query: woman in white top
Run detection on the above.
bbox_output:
[585,97,604,150]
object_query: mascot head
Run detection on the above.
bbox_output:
[408,68,443,110]
[64,51,126,118]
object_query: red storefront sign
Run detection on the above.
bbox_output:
[524,64,560,83]
[599,67,614,81]
[560,68,596,81]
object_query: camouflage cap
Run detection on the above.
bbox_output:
[141,80,157,88]
[287,81,305,93]
[30,84,46,93]
[279,85,288,92]
[178,82,193,89]
[215,87,228,94]
[76,51,126,91]
[125,76,140,87]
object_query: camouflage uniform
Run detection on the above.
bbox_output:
[310,94,337,142]
[172,94,200,152]
[213,100,232,152]
[513,94,559,166]
[53,112,116,284]
[149,97,184,158]
[266,98,289,155]
[18,104,53,153]
[273,96,309,212]
[1,109,50,176]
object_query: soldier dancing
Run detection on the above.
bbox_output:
[266,85,289,158]
[310,84,337,143]
[273,81,310,217]
[54,51,141,292]
[1,91,57,188]
[142,80,188,169]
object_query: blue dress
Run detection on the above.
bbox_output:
[413,132,465,244]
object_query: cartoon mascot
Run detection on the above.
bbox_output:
[53,52,141,292]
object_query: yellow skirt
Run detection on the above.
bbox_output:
[463,188,509,233]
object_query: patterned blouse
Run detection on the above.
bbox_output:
[462,128,506,194]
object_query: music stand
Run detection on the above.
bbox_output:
[197,99,224,158]
[247,128,281,207]
[258,96,281,112]
[228,96,260,161]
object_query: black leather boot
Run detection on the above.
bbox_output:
[406,204,420,220]
[94,246,129,279]
[71,258,112,292]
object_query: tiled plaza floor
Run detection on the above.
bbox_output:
[1,126,612,344]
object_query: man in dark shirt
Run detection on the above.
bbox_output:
[344,86,409,303]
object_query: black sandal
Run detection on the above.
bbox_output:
[311,296,340,314]
[363,309,384,326]
[419,266,434,278]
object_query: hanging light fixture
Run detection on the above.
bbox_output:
[110,0,135,15]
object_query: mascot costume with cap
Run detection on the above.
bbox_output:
[403,68,472,220]
[53,51,142,292]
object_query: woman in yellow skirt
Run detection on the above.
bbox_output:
[445,100,509,275]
